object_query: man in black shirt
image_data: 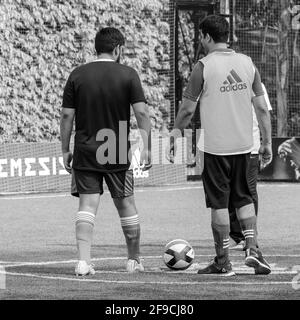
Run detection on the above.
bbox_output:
[60,27,151,276]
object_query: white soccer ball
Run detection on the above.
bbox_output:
[163,239,195,270]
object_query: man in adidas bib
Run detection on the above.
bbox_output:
[60,27,151,276]
[166,15,272,275]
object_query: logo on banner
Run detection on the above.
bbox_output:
[130,148,149,179]
[0,157,68,178]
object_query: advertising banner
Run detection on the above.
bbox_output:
[0,138,187,194]
[259,137,300,182]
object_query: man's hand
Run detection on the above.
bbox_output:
[259,143,273,170]
[140,149,152,171]
[278,139,292,160]
[278,137,300,169]
[63,151,73,173]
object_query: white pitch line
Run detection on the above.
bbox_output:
[3,256,160,268]
[0,187,203,200]
[0,185,203,200]
[1,267,295,275]
[0,194,71,200]
[0,254,300,268]
[258,183,300,188]
[135,186,203,192]
[1,270,296,286]
[2,254,300,268]
[93,270,297,275]
[2,256,129,268]
[1,183,299,200]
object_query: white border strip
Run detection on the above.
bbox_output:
[2,270,295,286]
[1,183,299,200]
[93,270,297,275]
[2,254,300,268]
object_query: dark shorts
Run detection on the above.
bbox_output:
[202,152,253,209]
[71,169,134,199]
[228,153,259,214]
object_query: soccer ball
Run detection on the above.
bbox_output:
[163,239,195,270]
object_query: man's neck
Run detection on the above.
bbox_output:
[208,43,230,53]
[96,53,115,61]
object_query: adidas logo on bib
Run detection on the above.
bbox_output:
[220,69,247,93]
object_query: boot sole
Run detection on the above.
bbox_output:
[197,270,236,277]
[126,268,145,273]
[75,270,95,276]
[245,256,271,275]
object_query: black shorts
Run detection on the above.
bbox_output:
[228,154,259,214]
[71,169,134,199]
[202,152,253,209]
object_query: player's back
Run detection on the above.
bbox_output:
[199,50,255,155]
[66,60,145,172]
[71,61,135,143]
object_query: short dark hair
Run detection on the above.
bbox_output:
[199,15,229,43]
[95,27,125,54]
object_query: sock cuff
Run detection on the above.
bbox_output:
[211,222,230,250]
[242,229,255,238]
[239,216,256,229]
[120,215,139,227]
[211,222,230,232]
[76,211,95,226]
[223,238,230,249]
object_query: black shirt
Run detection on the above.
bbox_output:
[62,60,146,172]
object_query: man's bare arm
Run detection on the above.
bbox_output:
[60,108,75,153]
[60,108,75,173]
[174,98,198,132]
[132,102,152,169]
[252,95,272,145]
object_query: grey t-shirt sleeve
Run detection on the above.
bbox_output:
[182,61,204,102]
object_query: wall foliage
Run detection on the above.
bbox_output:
[0,0,170,142]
